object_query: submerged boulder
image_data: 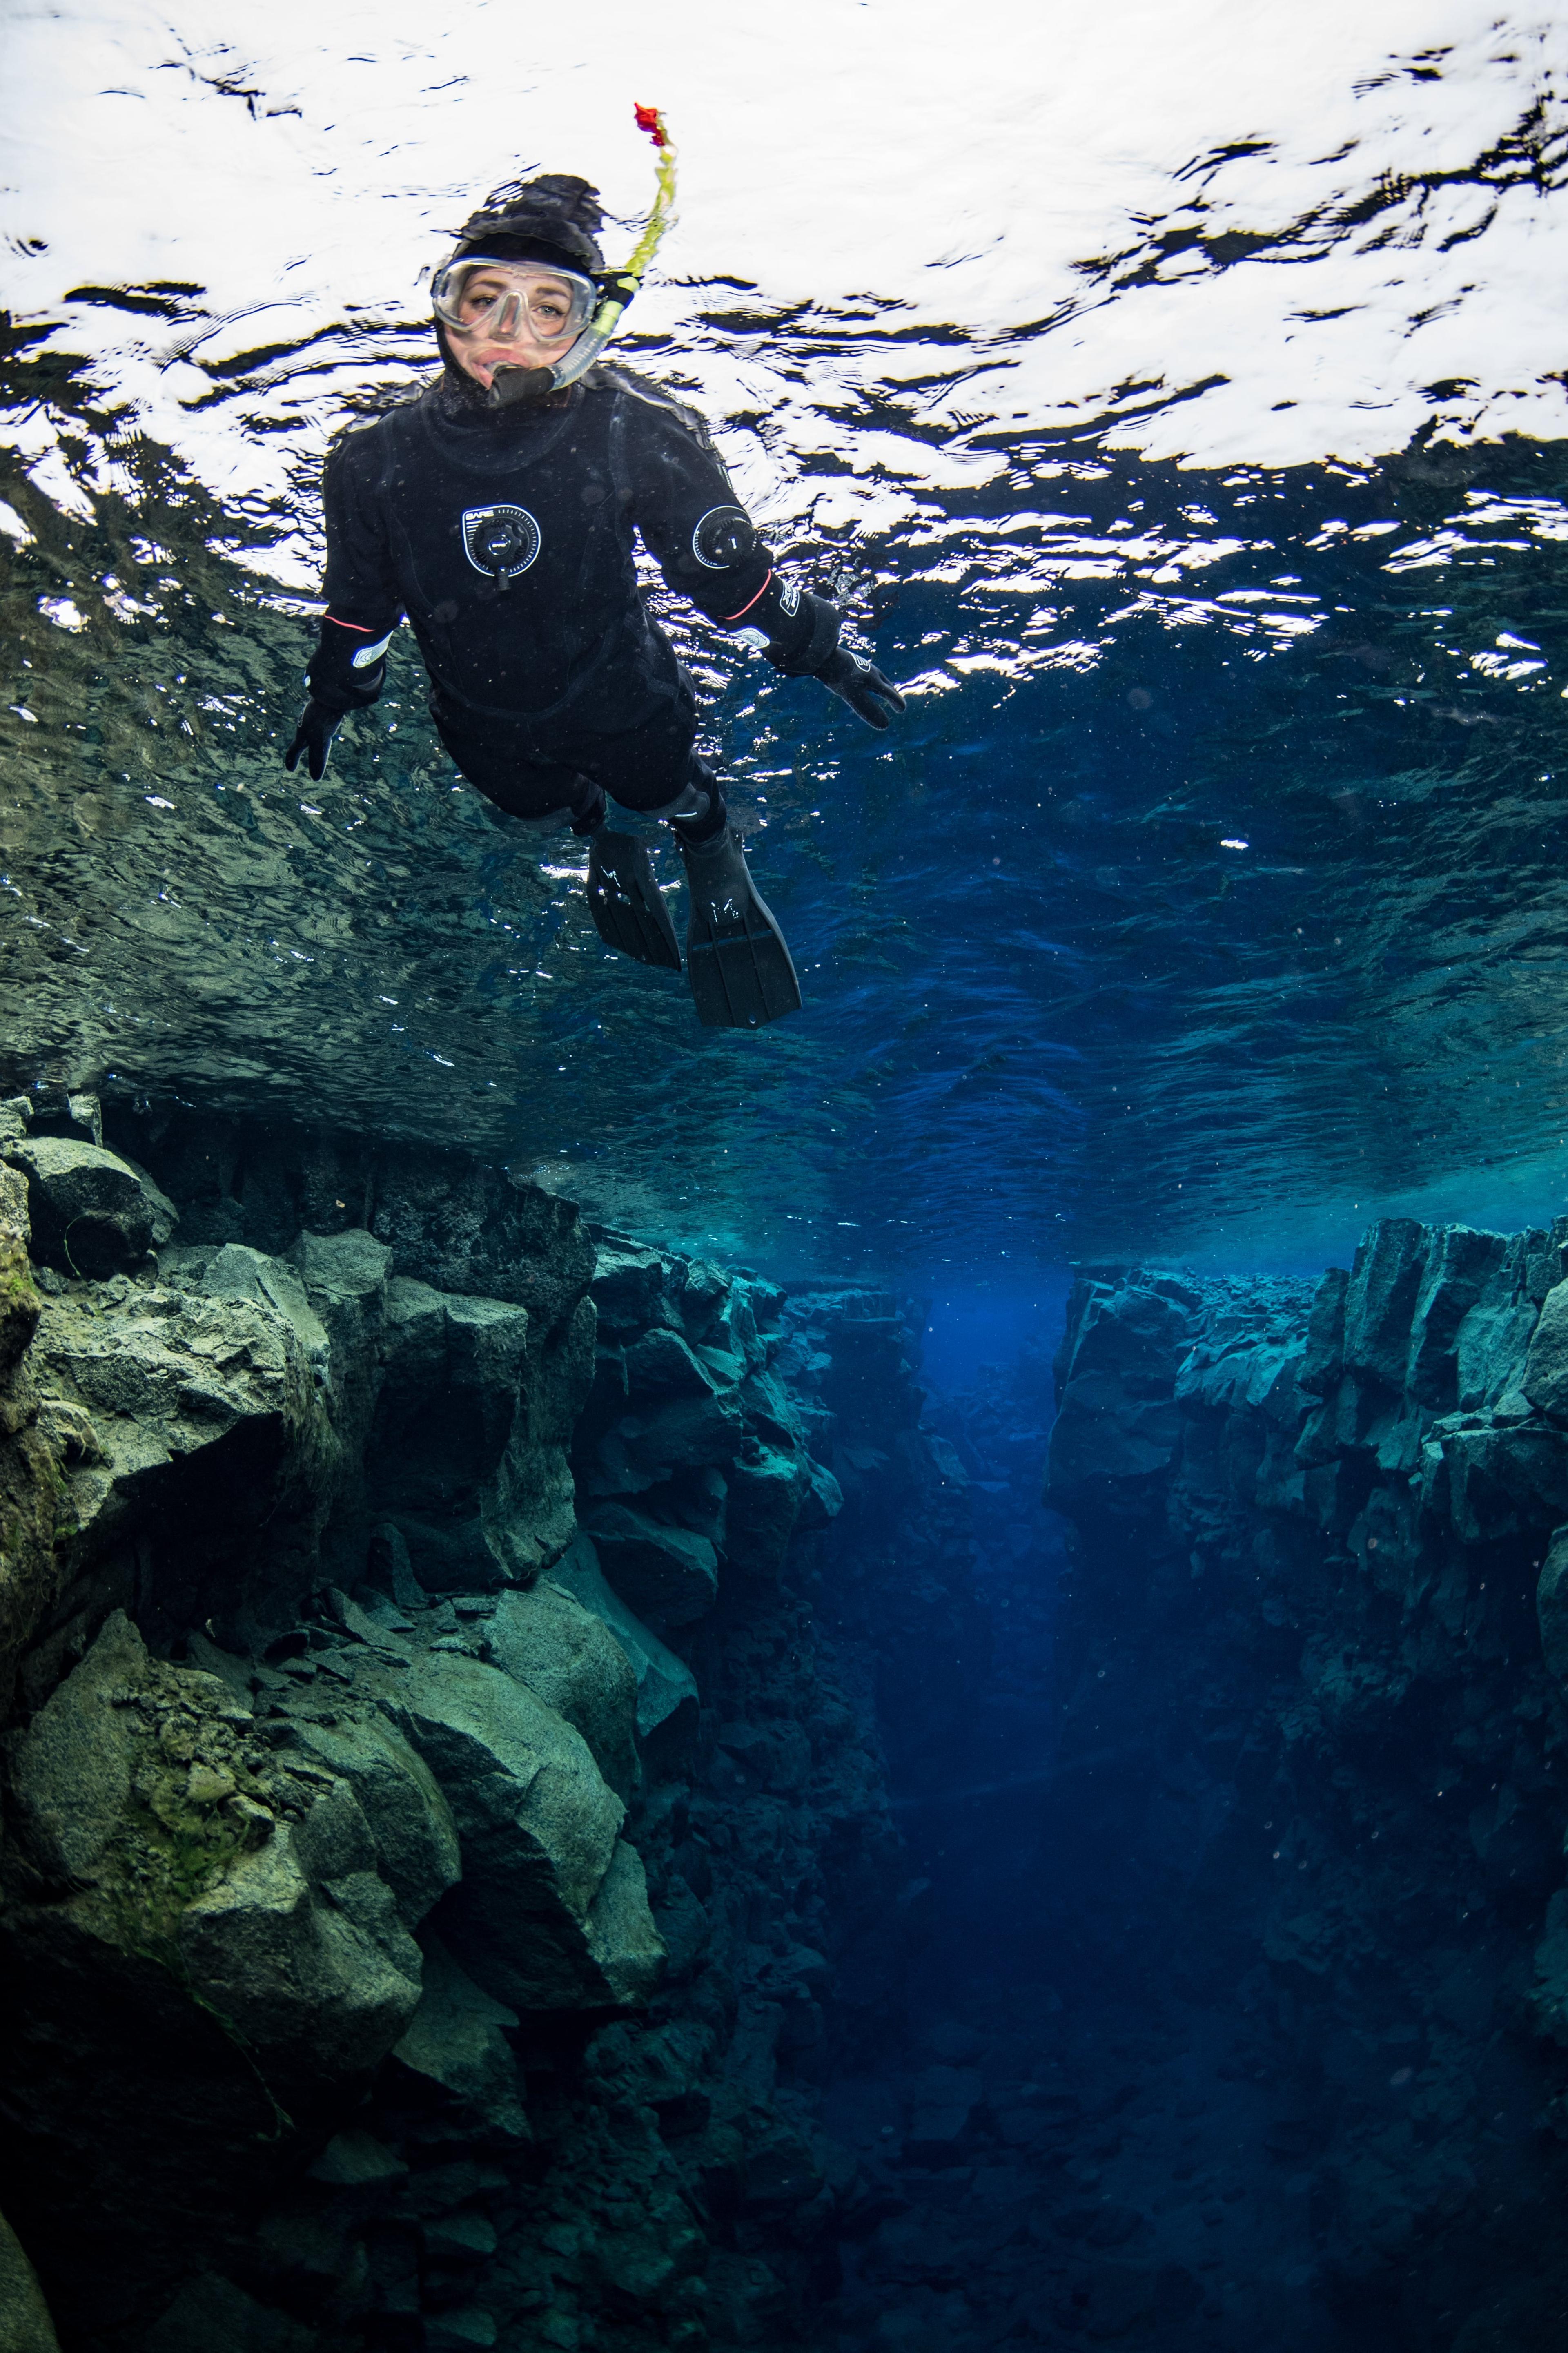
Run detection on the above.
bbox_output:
[1537,1526,1568,1691]
[392,1932,528,2139]
[383,1650,663,2010]
[176,1798,423,2079]
[1047,1276,1199,1506]
[261,1709,460,1928]
[0,2210,60,2353]
[6,1609,147,1885]
[370,1269,590,1590]
[6,1614,425,2087]
[1405,1227,1508,1407]
[0,1164,41,1375]
[2,1136,174,1279]
[725,1443,813,1584]
[198,1245,330,1374]
[1530,1889,1568,2045]
[545,1539,699,1746]
[1341,1219,1427,1393]
[484,1583,640,1798]
[1523,1280,1568,1421]
[584,1503,719,1626]
[22,1272,334,1640]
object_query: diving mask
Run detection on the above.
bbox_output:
[430,256,598,346]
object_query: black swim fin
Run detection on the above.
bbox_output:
[678,823,802,1030]
[586,829,682,971]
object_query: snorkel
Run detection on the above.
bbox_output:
[481,105,677,411]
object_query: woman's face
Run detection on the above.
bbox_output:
[448,266,582,387]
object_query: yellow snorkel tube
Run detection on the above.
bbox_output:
[486,104,677,409]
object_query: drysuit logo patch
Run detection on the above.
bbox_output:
[461,503,541,582]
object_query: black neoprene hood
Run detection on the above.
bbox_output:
[453,172,606,278]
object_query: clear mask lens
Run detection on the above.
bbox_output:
[431,258,596,345]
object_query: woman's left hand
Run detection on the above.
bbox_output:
[815,647,906,731]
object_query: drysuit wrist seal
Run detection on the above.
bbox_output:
[764,589,841,677]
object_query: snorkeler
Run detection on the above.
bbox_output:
[282,151,904,1029]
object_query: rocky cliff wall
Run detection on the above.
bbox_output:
[1042,1221,1568,2351]
[0,1091,910,2353]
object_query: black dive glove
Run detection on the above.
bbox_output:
[284,614,393,780]
[283,700,341,783]
[814,646,906,732]
[751,582,905,732]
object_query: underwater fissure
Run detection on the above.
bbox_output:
[0,1097,1568,2347]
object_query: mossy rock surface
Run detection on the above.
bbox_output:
[6,1614,423,2084]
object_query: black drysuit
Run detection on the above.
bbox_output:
[304,364,834,819]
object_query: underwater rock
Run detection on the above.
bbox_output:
[195,1243,330,1371]
[143,2273,316,2353]
[1041,1221,1568,2349]
[904,2063,984,2165]
[0,1164,41,1375]
[0,1111,894,2351]
[176,1796,424,2080]
[370,1268,591,1589]
[1406,1226,1510,1407]
[1050,1221,1568,1578]
[544,1535,699,1745]
[286,1224,392,1313]
[7,1613,424,2085]
[0,2208,60,2353]
[580,1838,668,2008]
[1522,1277,1568,1421]
[1046,1274,1200,1505]
[18,1270,335,1653]
[381,1648,662,2009]
[366,1149,593,1336]
[584,1501,720,1626]
[5,1607,146,1884]
[589,1237,686,1336]
[725,1441,813,1584]
[364,1518,425,1612]
[390,1932,527,2139]
[483,1581,640,1798]
[624,1324,722,1396]
[261,1708,460,1928]
[1340,1217,1428,1391]
[1536,1526,1568,1692]
[1296,1262,1348,1396]
[1,1135,172,1280]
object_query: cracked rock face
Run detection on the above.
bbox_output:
[1034,1216,1568,2346]
[0,1102,896,2353]
[384,1647,655,2010]
[5,1612,434,2086]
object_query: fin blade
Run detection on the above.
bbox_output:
[681,831,802,1030]
[586,831,682,971]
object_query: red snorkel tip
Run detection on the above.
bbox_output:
[633,102,668,147]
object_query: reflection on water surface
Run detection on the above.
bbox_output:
[2,3,1567,1275]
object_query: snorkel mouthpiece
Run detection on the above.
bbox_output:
[468,105,677,409]
[484,363,559,410]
